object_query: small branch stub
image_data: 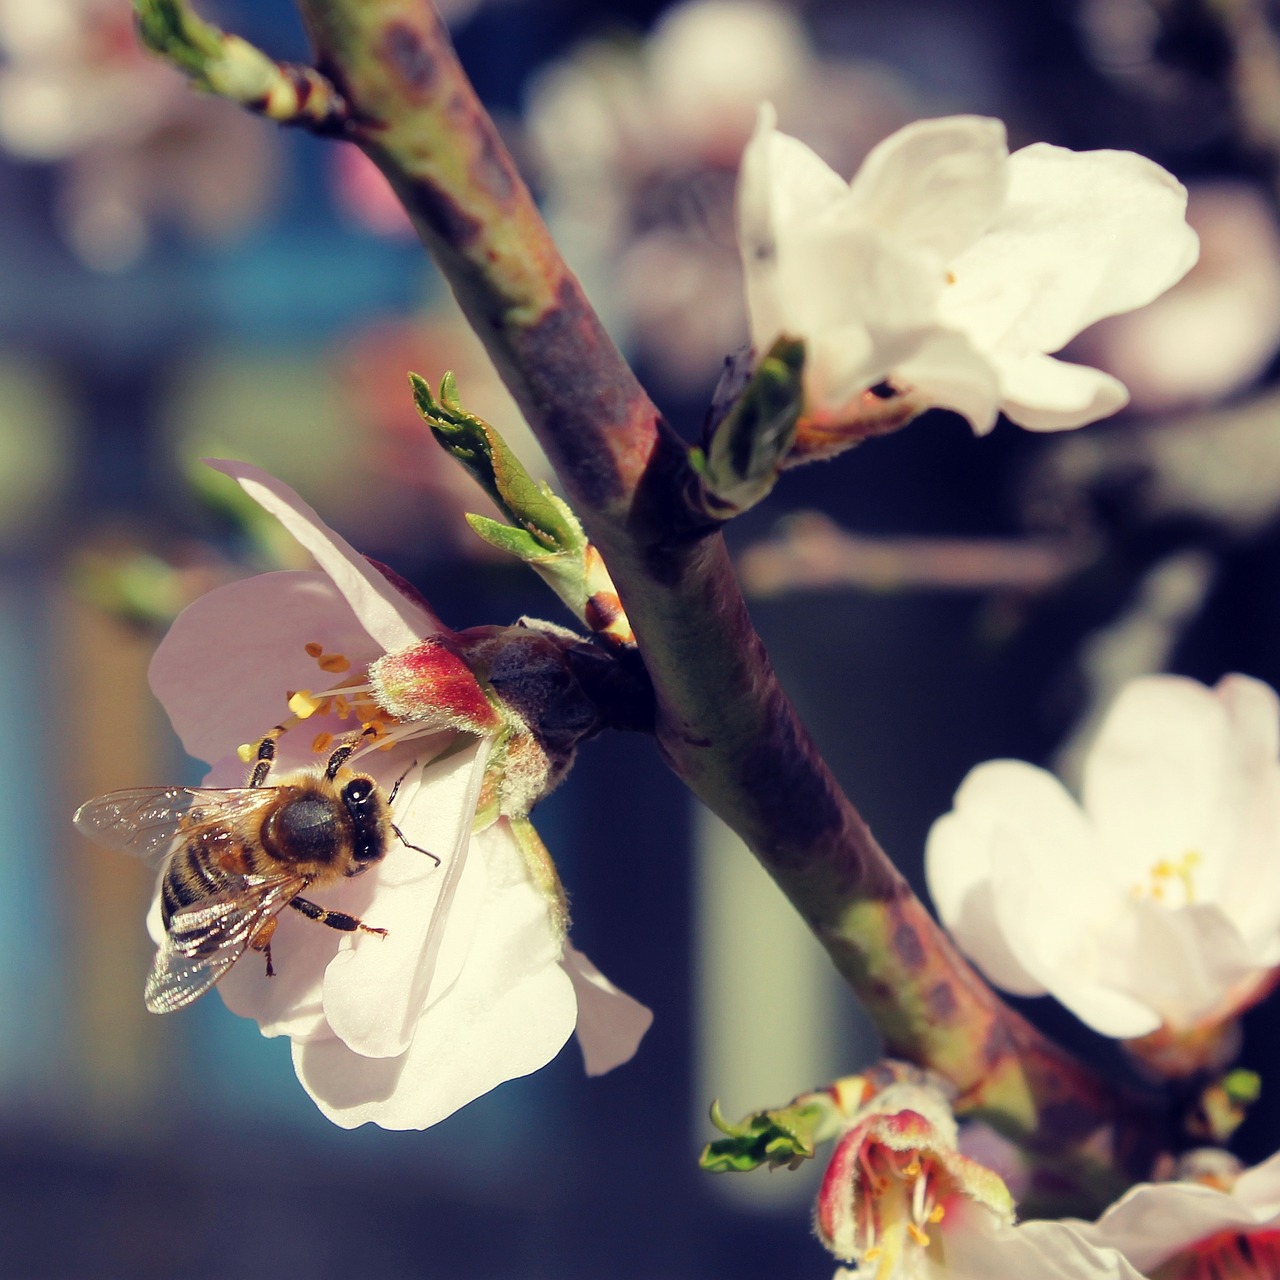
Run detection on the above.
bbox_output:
[134,0,347,129]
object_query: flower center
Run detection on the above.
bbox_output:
[857,1144,946,1277]
[1132,850,1201,906]
[235,642,421,764]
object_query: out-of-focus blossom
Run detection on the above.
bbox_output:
[817,1077,1142,1279]
[1070,184,1280,414]
[1072,1148,1280,1279]
[525,0,919,391]
[816,1077,1014,1276]
[0,0,277,270]
[147,459,650,1128]
[738,110,1198,440]
[927,673,1280,1071]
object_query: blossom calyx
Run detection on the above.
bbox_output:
[689,335,805,519]
[699,1076,860,1174]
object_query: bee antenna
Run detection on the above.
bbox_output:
[393,823,440,865]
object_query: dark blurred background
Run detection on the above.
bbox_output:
[4,0,1280,1275]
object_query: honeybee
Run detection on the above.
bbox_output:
[73,730,432,1014]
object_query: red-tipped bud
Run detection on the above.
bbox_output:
[369,639,501,735]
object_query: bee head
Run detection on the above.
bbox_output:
[340,775,390,864]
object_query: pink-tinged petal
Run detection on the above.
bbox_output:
[848,115,1009,262]
[205,458,442,653]
[322,741,491,1057]
[1078,1177,1280,1272]
[945,143,1198,358]
[995,352,1129,432]
[561,942,653,1076]
[291,826,576,1129]
[945,1205,1147,1280]
[890,327,1001,434]
[150,569,383,767]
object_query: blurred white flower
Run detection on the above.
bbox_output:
[927,674,1280,1063]
[738,109,1199,436]
[1072,1148,1280,1279]
[0,0,277,270]
[147,459,650,1128]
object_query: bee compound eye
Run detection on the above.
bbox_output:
[342,778,376,807]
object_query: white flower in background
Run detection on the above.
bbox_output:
[737,107,1199,437]
[1072,1148,1280,1279]
[926,674,1280,1065]
[0,0,277,270]
[146,459,651,1128]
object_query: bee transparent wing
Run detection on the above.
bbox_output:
[73,786,279,864]
[146,872,306,1014]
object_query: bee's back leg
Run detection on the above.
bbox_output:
[289,896,387,937]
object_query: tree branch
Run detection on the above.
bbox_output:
[160,0,1163,1195]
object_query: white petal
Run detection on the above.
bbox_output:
[847,115,1009,262]
[737,102,849,352]
[944,144,1198,358]
[1083,675,1243,891]
[1234,1149,1280,1219]
[945,1208,1147,1280]
[149,569,383,768]
[1079,1177,1280,1272]
[206,458,442,653]
[994,353,1129,432]
[890,327,1002,434]
[561,943,653,1076]
[1109,899,1256,1029]
[291,827,576,1129]
[927,760,1101,997]
[321,741,491,1057]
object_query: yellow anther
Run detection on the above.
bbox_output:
[928,1204,945,1224]
[904,1159,921,1178]
[864,1247,882,1263]
[288,690,322,719]
[236,742,255,763]
[334,695,351,719]
[304,642,324,658]
[311,732,334,753]
[318,653,351,673]
[907,1223,931,1247]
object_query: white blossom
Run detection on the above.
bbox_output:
[737,107,1198,435]
[927,674,1280,1052]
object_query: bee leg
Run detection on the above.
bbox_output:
[289,895,388,937]
[248,734,278,788]
[393,823,441,865]
[250,917,279,976]
[323,725,379,781]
